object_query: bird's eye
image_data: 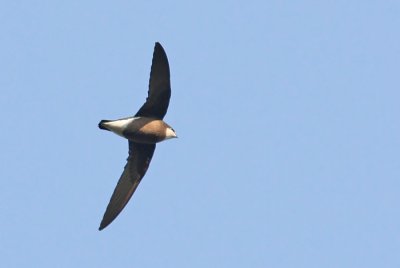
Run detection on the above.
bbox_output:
[170,128,175,132]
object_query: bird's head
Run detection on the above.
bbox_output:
[165,127,178,140]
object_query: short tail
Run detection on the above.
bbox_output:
[98,120,111,130]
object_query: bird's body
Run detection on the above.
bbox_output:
[99,117,176,144]
[98,42,176,230]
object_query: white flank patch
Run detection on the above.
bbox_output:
[103,117,138,137]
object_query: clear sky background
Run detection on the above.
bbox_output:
[1,1,399,267]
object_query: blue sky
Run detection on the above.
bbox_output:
[1,1,399,267]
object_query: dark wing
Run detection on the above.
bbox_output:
[99,142,156,230]
[135,42,171,120]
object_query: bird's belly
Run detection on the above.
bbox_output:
[123,119,167,144]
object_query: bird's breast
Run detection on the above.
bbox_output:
[123,118,168,144]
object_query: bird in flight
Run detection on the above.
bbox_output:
[98,42,177,230]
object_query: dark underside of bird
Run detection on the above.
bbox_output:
[98,42,177,231]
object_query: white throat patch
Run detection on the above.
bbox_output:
[165,127,177,140]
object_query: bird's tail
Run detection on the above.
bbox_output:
[98,120,111,131]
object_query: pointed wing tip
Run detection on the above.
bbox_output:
[98,221,106,231]
[154,42,165,52]
[98,220,109,231]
